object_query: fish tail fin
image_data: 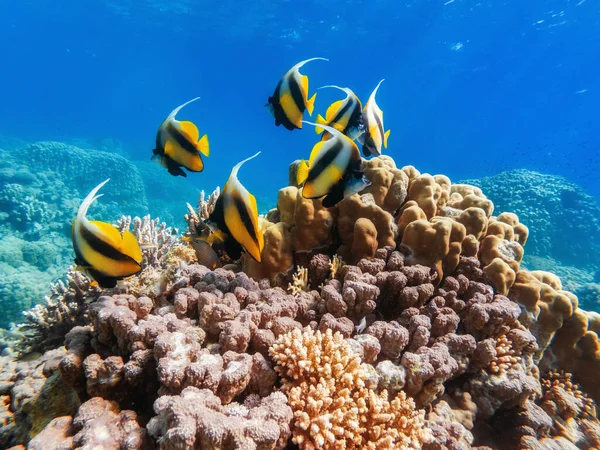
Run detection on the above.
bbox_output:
[384,129,391,148]
[197,134,210,156]
[77,179,110,222]
[306,92,317,116]
[296,160,310,186]
[315,114,327,134]
[168,96,201,119]
[231,151,261,179]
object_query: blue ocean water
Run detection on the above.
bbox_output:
[1,0,598,203]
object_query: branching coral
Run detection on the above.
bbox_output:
[287,266,308,296]
[269,327,430,449]
[1,267,101,356]
[183,186,220,236]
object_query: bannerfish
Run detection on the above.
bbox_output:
[358,79,391,157]
[266,57,328,130]
[297,122,371,208]
[315,85,364,141]
[208,152,265,262]
[71,179,143,288]
[151,97,210,177]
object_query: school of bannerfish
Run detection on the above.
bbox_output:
[71,57,391,288]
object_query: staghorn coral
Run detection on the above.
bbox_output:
[183,186,221,236]
[269,327,430,449]
[288,266,309,296]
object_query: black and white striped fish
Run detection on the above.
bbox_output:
[266,57,328,130]
[208,152,265,262]
[315,85,364,141]
[358,79,391,157]
[152,97,210,177]
[297,122,371,208]
[71,179,143,288]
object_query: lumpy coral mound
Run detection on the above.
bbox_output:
[1,155,600,450]
[269,327,429,449]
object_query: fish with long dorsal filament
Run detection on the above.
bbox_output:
[266,57,328,130]
[152,97,210,177]
[358,79,390,157]
[315,85,364,141]
[296,122,371,208]
[207,152,265,262]
[71,179,143,288]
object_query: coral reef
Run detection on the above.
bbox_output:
[464,169,600,272]
[0,140,210,327]
[1,155,599,450]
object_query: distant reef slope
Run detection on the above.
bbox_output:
[464,169,600,309]
[463,169,600,269]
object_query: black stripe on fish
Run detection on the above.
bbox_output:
[79,225,141,264]
[165,157,187,177]
[307,139,345,183]
[270,80,297,130]
[73,230,124,288]
[288,76,306,115]
[87,269,118,288]
[166,122,200,155]
[321,178,346,208]
[331,99,353,126]
[345,104,363,133]
[233,195,258,243]
[209,194,228,234]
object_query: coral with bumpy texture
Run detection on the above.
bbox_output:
[147,387,292,450]
[270,327,430,449]
[5,154,600,450]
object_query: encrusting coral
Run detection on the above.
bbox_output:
[1,155,599,450]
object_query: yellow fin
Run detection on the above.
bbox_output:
[384,129,391,148]
[325,100,343,121]
[315,114,326,134]
[207,230,227,246]
[306,92,317,116]
[197,134,210,157]
[179,120,200,142]
[296,160,310,185]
